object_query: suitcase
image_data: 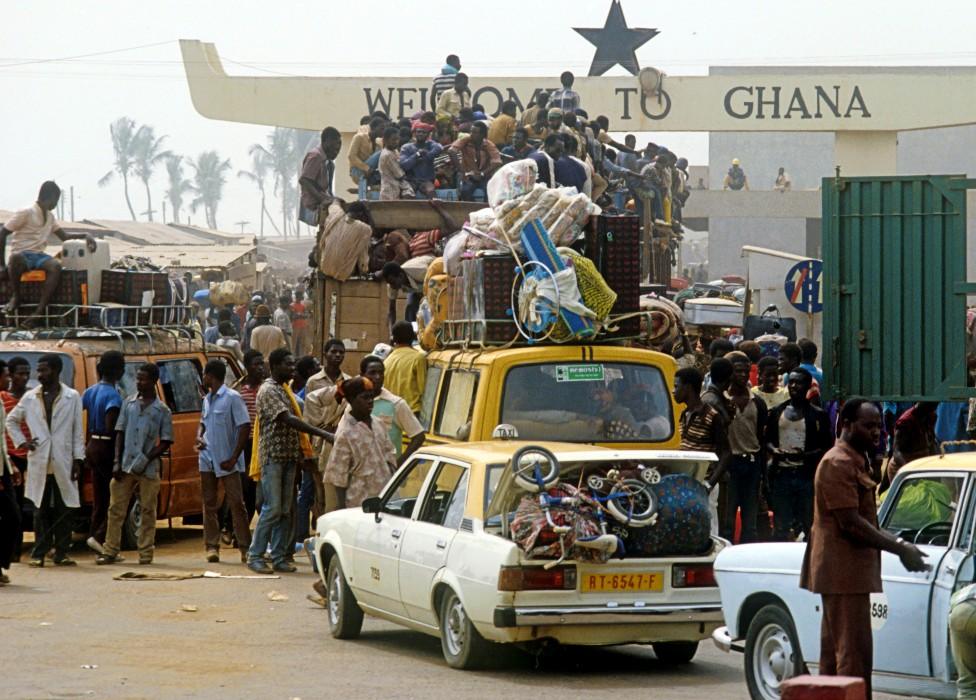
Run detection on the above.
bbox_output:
[62,239,110,303]
[582,214,641,338]
[742,313,797,342]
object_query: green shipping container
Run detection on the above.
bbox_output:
[822,174,976,401]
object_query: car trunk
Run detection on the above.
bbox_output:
[485,451,719,601]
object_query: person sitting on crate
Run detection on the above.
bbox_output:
[0,181,96,319]
[449,122,501,202]
[399,121,443,198]
[298,128,342,227]
[378,126,415,201]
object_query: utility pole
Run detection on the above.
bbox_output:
[235,220,250,234]
[70,186,75,221]
[162,201,167,224]
[141,207,157,221]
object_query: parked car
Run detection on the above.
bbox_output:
[0,333,242,545]
[308,439,723,669]
[421,345,681,449]
[712,453,975,700]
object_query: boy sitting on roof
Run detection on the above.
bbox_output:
[0,181,96,319]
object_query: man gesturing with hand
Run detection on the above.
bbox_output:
[800,399,929,699]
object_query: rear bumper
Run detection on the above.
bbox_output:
[493,603,724,628]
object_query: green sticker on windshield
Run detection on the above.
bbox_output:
[555,365,605,382]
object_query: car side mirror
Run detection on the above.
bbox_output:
[362,497,382,522]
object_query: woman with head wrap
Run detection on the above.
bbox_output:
[323,377,398,512]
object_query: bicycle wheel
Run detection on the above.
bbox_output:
[606,479,658,527]
[511,446,561,493]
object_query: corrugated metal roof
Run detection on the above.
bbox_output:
[84,219,212,246]
[45,239,255,270]
[169,223,252,245]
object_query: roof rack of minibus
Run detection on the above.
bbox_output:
[0,304,204,353]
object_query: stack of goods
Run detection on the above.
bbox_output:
[510,483,606,564]
[426,161,639,349]
[637,293,683,351]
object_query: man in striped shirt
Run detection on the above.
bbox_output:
[673,366,730,536]
[232,349,265,524]
[431,55,461,110]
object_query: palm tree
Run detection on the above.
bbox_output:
[187,150,232,229]
[253,127,299,237]
[132,125,172,222]
[164,156,193,225]
[237,145,277,238]
[98,117,140,220]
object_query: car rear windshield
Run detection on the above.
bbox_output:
[499,362,673,443]
[0,352,74,389]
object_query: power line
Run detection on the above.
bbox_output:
[0,39,176,69]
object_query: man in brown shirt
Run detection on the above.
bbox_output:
[299,127,342,226]
[800,399,929,698]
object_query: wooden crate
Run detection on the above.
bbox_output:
[313,276,405,375]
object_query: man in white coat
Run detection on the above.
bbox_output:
[6,353,84,566]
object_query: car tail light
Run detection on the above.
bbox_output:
[498,565,577,591]
[672,563,717,588]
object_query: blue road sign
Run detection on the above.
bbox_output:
[784,259,823,313]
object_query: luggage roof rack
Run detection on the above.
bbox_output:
[0,304,203,353]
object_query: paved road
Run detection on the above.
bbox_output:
[6,526,748,700]
[4,526,907,700]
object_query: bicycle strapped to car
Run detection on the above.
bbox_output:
[510,446,660,568]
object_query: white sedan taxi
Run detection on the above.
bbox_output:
[713,453,976,700]
[309,440,724,669]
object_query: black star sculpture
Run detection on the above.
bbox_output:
[574,1,659,76]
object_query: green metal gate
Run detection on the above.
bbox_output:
[822,174,976,401]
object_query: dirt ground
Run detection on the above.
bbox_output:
[4,524,910,700]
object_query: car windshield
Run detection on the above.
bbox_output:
[882,474,964,546]
[0,351,74,389]
[499,362,674,443]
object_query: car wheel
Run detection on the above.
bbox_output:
[652,640,699,664]
[439,589,492,670]
[121,498,140,551]
[745,604,803,700]
[326,556,363,639]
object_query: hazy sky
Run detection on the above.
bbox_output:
[2,0,974,233]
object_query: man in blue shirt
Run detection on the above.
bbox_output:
[97,362,173,566]
[501,127,536,162]
[81,350,124,555]
[399,122,442,198]
[196,360,252,563]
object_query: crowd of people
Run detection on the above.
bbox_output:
[0,317,431,586]
[296,56,693,235]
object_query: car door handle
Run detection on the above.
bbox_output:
[436,540,447,549]
[391,529,402,539]
[946,564,957,575]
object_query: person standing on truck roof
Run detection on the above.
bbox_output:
[247,349,334,575]
[299,127,342,227]
[0,181,97,319]
[799,399,929,699]
[323,376,397,512]
[197,360,252,565]
[431,54,461,110]
[96,362,173,566]
[1,356,30,561]
[383,322,427,416]
[249,305,287,360]
[0,360,20,585]
[722,352,768,544]
[7,353,85,567]
[550,71,581,113]
[672,366,730,537]
[361,355,425,463]
[436,72,470,121]
[82,351,124,556]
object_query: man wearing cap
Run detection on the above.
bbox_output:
[400,122,443,198]
[543,108,573,139]
[249,305,287,359]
